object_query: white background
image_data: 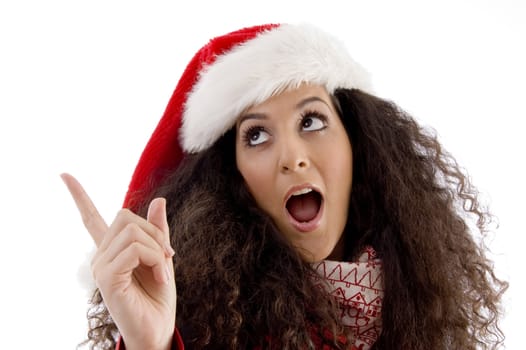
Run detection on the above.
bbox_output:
[0,0,524,348]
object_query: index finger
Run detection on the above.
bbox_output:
[61,173,108,246]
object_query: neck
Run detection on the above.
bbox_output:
[325,234,345,261]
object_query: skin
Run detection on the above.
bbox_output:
[62,84,353,348]
[235,84,353,262]
[61,174,176,350]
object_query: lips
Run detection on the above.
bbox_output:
[285,185,324,232]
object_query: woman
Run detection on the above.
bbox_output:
[62,23,507,349]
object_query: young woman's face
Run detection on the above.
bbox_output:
[235,84,353,262]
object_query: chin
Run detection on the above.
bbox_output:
[299,246,334,263]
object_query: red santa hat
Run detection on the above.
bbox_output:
[123,23,373,209]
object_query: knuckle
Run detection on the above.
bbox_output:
[120,208,134,220]
[115,208,133,225]
[117,208,132,216]
[123,222,142,238]
[128,241,142,254]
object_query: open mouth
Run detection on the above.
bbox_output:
[285,187,323,231]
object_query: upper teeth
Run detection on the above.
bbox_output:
[292,188,312,196]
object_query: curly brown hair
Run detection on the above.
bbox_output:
[80,89,507,349]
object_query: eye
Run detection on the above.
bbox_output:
[301,111,327,132]
[243,126,270,147]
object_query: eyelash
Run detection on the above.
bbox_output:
[299,110,328,130]
[241,110,328,147]
[242,125,267,147]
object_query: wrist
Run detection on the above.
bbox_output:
[120,333,174,350]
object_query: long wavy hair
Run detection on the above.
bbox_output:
[81,88,507,349]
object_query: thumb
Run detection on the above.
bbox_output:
[147,197,171,248]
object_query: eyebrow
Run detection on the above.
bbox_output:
[237,96,330,127]
[237,113,267,127]
[295,96,330,110]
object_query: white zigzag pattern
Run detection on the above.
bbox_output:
[312,247,384,349]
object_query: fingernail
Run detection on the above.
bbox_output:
[165,243,175,257]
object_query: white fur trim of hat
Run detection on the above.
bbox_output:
[181,23,373,153]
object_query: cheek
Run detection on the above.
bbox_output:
[319,137,353,184]
[336,150,353,185]
[320,138,353,214]
[240,163,262,189]
[236,152,275,205]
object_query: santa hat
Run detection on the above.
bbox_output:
[123,23,373,209]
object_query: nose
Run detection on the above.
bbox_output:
[279,135,310,173]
